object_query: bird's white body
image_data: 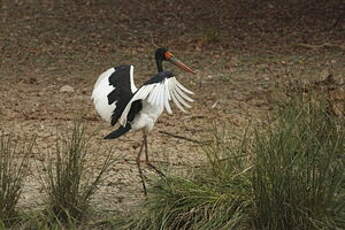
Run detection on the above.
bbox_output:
[91,68,117,123]
[130,100,164,132]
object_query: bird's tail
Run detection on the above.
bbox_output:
[104,124,131,139]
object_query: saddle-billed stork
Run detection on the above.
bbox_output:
[91,48,196,195]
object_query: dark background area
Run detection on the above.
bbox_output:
[1,0,344,75]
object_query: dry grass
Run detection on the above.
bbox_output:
[0,133,33,227]
[37,120,116,227]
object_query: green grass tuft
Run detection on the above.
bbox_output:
[112,127,253,230]
[40,120,116,226]
[0,133,33,227]
[252,95,345,229]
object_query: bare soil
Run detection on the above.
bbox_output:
[0,0,344,217]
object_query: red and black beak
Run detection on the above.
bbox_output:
[164,51,196,75]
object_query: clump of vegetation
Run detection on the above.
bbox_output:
[0,133,33,227]
[112,94,345,230]
[40,121,115,226]
[252,96,345,229]
[111,127,253,230]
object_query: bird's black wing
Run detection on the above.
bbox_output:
[103,100,143,139]
[142,71,174,85]
[107,65,138,126]
[104,124,132,139]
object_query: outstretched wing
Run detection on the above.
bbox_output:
[119,71,194,126]
[91,65,137,125]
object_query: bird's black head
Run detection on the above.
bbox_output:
[154,48,196,75]
[155,48,169,62]
[155,48,169,72]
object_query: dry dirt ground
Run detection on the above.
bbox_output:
[0,0,344,216]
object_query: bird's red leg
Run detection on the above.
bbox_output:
[144,133,165,177]
[136,139,147,196]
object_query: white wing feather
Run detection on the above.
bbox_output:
[119,84,154,126]
[164,81,172,114]
[171,88,187,113]
[129,65,137,93]
[175,85,194,102]
[157,83,165,108]
[91,68,116,122]
[173,89,192,108]
[148,84,159,105]
[119,77,194,126]
[168,78,188,113]
[176,80,194,95]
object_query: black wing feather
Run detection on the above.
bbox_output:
[104,124,132,139]
[107,65,135,126]
[143,71,174,85]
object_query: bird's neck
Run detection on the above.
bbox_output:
[156,60,163,72]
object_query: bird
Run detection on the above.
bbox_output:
[91,48,196,195]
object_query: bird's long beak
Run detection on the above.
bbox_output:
[165,52,196,75]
